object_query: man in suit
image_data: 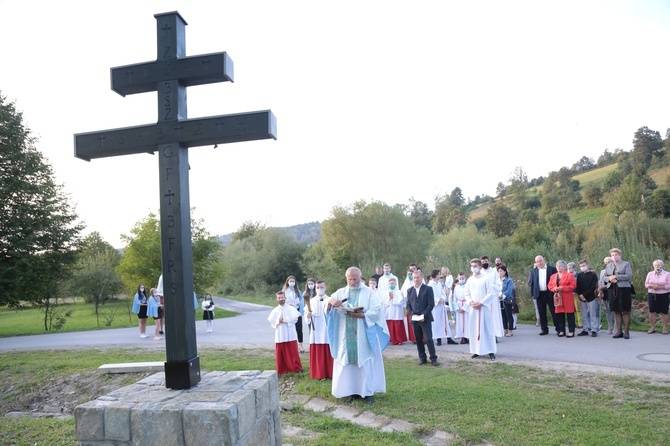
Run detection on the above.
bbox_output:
[528,255,559,335]
[406,269,439,366]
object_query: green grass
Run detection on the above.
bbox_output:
[567,206,608,227]
[573,162,618,186]
[0,299,237,337]
[1,348,668,445]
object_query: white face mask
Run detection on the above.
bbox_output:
[308,284,315,290]
[288,281,295,287]
[471,267,480,274]
[316,288,326,296]
[580,266,588,272]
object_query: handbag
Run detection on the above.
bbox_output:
[553,292,563,307]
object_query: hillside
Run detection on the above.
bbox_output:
[218,221,321,246]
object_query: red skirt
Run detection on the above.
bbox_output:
[309,343,333,380]
[387,320,407,345]
[275,341,303,375]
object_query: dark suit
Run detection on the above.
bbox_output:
[406,284,437,362]
[529,264,559,333]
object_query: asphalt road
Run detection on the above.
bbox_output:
[2,297,669,375]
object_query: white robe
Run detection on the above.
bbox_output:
[326,284,389,398]
[464,273,497,355]
[429,279,451,339]
[483,267,504,337]
[381,288,405,320]
[453,284,469,339]
[268,304,301,343]
[307,296,329,344]
[377,273,399,292]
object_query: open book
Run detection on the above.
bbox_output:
[336,306,364,314]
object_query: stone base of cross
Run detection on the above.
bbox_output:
[74,11,276,389]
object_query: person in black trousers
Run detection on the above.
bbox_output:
[406,269,439,366]
[528,255,558,335]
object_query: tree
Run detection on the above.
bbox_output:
[319,200,432,276]
[0,94,84,308]
[607,174,646,215]
[645,188,670,218]
[116,211,222,295]
[583,183,604,207]
[406,197,433,231]
[570,156,596,173]
[448,187,465,207]
[485,202,517,237]
[632,126,663,168]
[495,182,506,198]
[219,226,306,294]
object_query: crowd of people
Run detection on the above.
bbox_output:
[268,247,670,405]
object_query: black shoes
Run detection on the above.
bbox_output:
[364,396,374,404]
[344,395,355,403]
[471,354,479,358]
[539,331,549,336]
[623,332,630,339]
[431,359,440,366]
[436,339,442,346]
[460,338,469,344]
[447,338,458,345]
[613,332,624,338]
[489,353,496,361]
[591,332,597,337]
[418,359,427,366]
[577,331,589,336]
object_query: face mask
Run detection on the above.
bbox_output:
[471,267,480,274]
[278,300,285,306]
[289,281,295,287]
[316,288,326,296]
[384,271,390,276]
[408,273,413,280]
[370,283,376,289]
[459,279,466,285]
[481,263,489,269]
[389,285,396,290]
[308,284,315,290]
[580,266,588,272]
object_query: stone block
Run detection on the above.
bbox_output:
[246,378,270,418]
[74,400,107,441]
[131,403,183,444]
[227,388,257,435]
[183,401,239,446]
[272,407,283,446]
[259,370,279,408]
[303,397,335,413]
[238,416,270,446]
[104,402,134,441]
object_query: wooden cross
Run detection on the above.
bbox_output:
[74,12,276,389]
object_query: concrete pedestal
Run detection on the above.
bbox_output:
[74,370,281,446]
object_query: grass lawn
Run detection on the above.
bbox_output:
[0,299,237,338]
[568,206,609,227]
[1,348,668,445]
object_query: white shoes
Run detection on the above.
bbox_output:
[206,329,212,333]
[140,333,149,338]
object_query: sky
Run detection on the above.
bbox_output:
[2,0,670,248]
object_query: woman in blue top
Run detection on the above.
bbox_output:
[132,284,149,339]
[498,266,516,337]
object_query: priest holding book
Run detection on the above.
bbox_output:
[326,267,389,404]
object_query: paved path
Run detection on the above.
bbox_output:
[2,297,669,375]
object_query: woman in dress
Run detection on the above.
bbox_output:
[202,293,215,332]
[604,248,634,339]
[548,260,577,337]
[131,284,149,338]
[148,287,163,340]
[644,259,670,335]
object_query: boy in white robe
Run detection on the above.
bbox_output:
[268,291,303,374]
[326,267,390,404]
[306,280,333,380]
[464,259,497,361]
[452,273,469,343]
[428,270,457,345]
[481,256,505,338]
[381,278,407,345]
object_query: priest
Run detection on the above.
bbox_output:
[326,267,390,404]
[464,259,497,361]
